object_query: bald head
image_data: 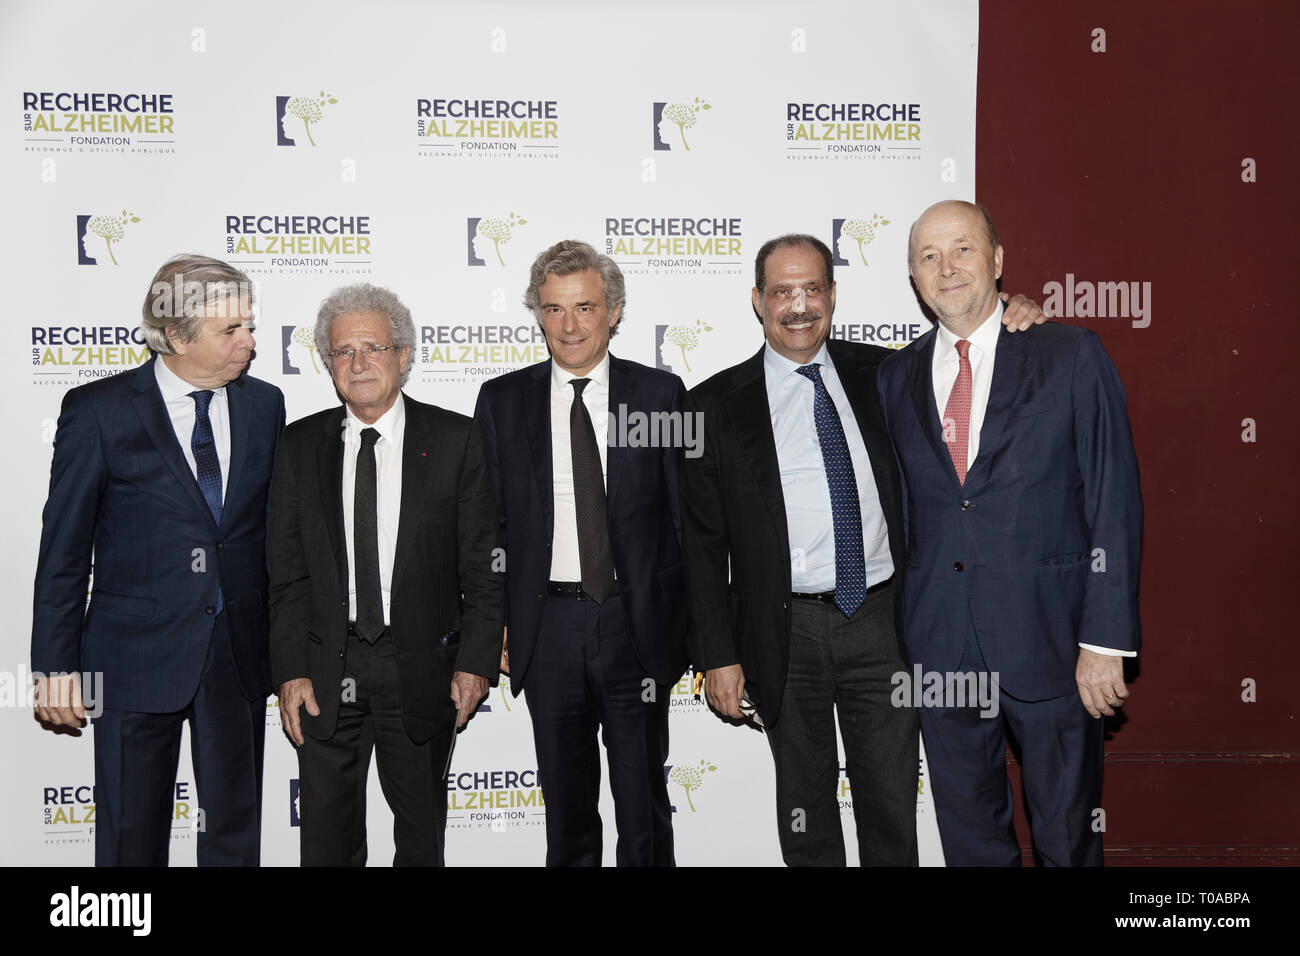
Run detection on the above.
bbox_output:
[907,200,1004,337]
[907,201,999,263]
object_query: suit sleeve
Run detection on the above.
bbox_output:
[1072,331,1143,652]
[679,390,740,670]
[268,432,311,686]
[453,417,506,682]
[31,388,107,675]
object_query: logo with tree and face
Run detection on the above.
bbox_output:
[658,319,713,374]
[281,325,321,376]
[277,91,337,146]
[77,210,140,265]
[467,213,527,267]
[653,97,712,151]
[668,759,717,812]
[831,214,890,267]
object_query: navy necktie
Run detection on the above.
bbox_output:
[794,364,866,618]
[189,390,223,613]
[189,390,223,524]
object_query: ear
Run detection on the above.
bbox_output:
[828,281,837,316]
[993,245,1004,281]
[608,303,623,332]
[751,287,762,318]
[398,344,411,374]
[165,326,186,356]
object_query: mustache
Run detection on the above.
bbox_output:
[780,311,823,327]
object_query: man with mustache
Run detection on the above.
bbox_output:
[681,234,1042,865]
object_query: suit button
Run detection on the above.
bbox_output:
[216,541,224,550]
[953,562,964,572]
[205,605,216,614]
[545,541,551,549]
[537,592,544,599]
[960,499,972,510]
[782,602,789,610]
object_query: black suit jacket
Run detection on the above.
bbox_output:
[473,354,689,691]
[32,356,284,712]
[681,340,906,727]
[268,393,504,744]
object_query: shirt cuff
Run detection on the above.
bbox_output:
[1078,642,1137,658]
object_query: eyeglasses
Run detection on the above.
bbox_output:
[327,345,397,362]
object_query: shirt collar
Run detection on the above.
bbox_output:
[763,340,832,381]
[154,354,227,401]
[343,392,405,443]
[935,301,1004,358]
[550,351,611,394]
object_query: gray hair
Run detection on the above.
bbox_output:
[523,240,626,337]
[314,283,416,386]
[140,254,254,354]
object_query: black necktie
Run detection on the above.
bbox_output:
[354,427,384,642]
[569,379,615,603]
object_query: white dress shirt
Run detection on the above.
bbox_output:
[341,396,405,626]
[549,354,611,582]
[765,342,893,593]
[155,356,230,502]
[931,309,1132,658]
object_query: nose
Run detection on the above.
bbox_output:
[239,326,256,350]
[792,287,807,313]
[561,310,578,334]
[349,348,369,372]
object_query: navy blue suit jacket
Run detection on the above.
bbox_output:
[877,322,1142,701]
[473,354,689,691]
[32,356,285,712]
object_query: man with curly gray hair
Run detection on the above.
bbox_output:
[270,282,504,866]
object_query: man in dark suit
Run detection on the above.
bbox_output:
[681,234,918,866]
[682,234,1043,866]
[269,283,503,866]
[474,240,688,866]
[32,254,284,866]
[876,201,1142,866]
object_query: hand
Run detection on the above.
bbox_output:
[451,671,489,729]
[1076,648,1129,718]
[34,673,86,729]
[999,291,1048,332]
[704,664,746,720]
[500,627,509,676]
[279,678,319,747]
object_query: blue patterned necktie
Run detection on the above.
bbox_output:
[189,390,223,612]
[794,363,866,618]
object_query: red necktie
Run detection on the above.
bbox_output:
[943,339,972,484]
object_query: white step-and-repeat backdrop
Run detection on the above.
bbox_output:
[2,0,977,865]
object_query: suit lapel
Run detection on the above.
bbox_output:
[391,395,427,595]
[525,361,554,538]
[723,348,790,562]
[316,408,347,589]
[907,327,960,486]
[827,340,898,515]
[131,358,217,521]
[605,354,635,509]
[966,325,1029,490]
[220,375,252,527]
